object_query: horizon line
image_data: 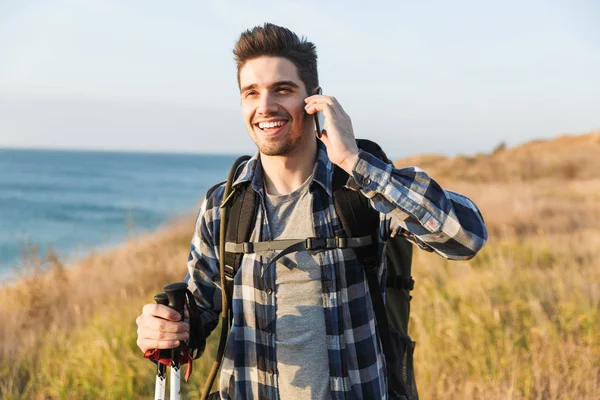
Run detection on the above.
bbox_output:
[0,145,248,157]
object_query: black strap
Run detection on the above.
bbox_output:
[185,288,206,359]
[356,139,392,164]
[223,179,257,306]
[386,275,415,291]
[332,162,407,397]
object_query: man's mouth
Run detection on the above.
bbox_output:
[254,119,288,135]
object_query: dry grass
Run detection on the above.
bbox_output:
[409,180,600,400]
[1,133,599,399]
[0,218,199,398]
[396,130,600,182]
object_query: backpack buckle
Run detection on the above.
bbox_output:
[305,237,326,250]
[242,242,254,254]
[224,264,235,279]
[336,237,348,249]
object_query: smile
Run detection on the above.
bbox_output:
[254,119,288,134]
[258,120,285,129]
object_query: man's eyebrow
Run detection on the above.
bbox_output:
[240,83,257,93]
[271,80,299,89]
[240,81,300,93]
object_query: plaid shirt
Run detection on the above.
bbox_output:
[184,142,487,399]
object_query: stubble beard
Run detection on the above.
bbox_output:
[259,136,297,156]
[254,116,309,157]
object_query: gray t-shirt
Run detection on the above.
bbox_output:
[264,175,330,400]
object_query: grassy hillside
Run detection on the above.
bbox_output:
[396,130,600,182]
[1,132,599,399]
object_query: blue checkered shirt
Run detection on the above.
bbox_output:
[184,143,487,399]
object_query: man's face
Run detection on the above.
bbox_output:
[239,56,312,156]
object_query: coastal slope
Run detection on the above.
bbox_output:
[1,131,599,399]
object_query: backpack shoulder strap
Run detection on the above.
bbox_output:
[224,181,257,279]
[332,141,406,398]
[332,165,379,239]
[221,157,258,308]
[331,139,386,248]
[202,155,253,398]
[355,138,392,164]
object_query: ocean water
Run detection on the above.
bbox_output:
[0,148,238,281]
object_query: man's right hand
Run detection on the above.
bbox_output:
[136,304,190,353]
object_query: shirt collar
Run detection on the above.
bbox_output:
[232,140,334,198]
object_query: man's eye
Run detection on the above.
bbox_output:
[276,87,291,94]
[244,91,257,98]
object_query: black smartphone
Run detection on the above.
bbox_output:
[313,87,325,138]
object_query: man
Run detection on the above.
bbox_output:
[136,23,487,399]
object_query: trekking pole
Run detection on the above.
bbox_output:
[164,282,188,400]
[153,293,169,400]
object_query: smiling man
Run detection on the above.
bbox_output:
[136,23,488,400]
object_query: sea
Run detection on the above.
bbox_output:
[0,148,238,282]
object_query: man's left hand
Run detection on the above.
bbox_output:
[305,94,359,174]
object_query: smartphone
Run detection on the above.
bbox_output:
[313,87,325,138]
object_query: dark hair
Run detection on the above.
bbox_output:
[233,23,318,93]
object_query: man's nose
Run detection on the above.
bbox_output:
[256,92,278,115]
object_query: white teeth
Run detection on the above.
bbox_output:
[258,121,285,129]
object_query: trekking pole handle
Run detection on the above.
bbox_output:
[154,292,169,306]
[163,282,187,319]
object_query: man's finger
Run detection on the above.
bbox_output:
[142,316,189,333]
[138,325,190,340]
[304,98,331,111]
[305,101,329,115]
[305,102,336,124]
[304,94,335,105]
[142,303,182,321]
[139,338,181,352]
[157,330,190,341]
[305,95,347,117]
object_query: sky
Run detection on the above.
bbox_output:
[0,0,598,158]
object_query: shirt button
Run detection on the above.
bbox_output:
[363,177,371,185]
[265,288,273,295]
[267,368,274,376]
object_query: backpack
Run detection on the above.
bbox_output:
[200,139,419,400]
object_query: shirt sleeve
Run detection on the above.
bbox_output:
[348,149,488,260]
[183,185,224,337]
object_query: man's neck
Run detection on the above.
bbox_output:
[260,137,317,196]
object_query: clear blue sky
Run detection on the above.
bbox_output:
[0,0,598,158]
